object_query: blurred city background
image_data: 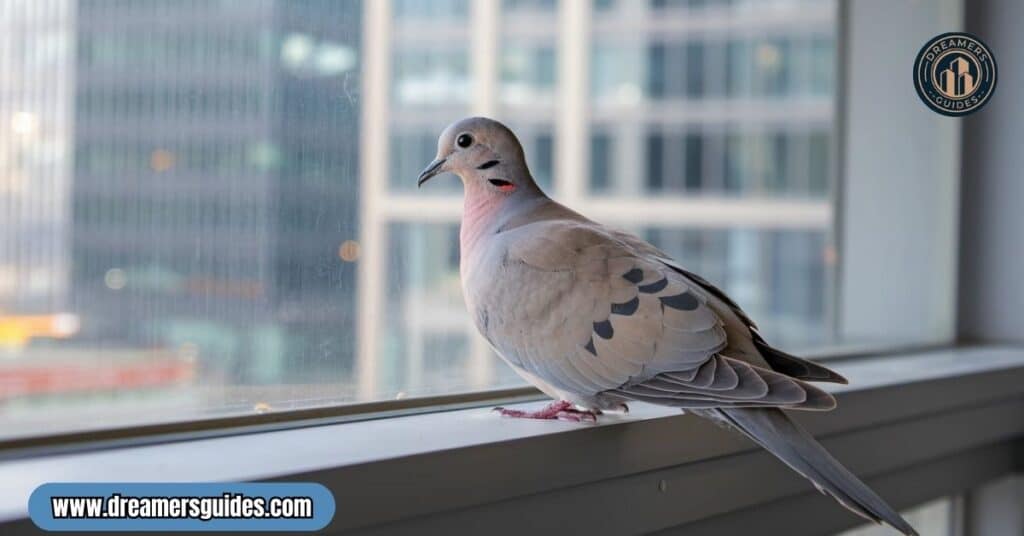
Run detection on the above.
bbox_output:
[1,0,838,438]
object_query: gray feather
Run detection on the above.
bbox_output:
[707,407,918,536]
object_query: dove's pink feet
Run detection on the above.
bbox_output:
[493,400,600,422]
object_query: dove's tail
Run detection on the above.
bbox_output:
[709,407,918,536]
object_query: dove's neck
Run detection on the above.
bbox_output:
[460,189,501,257]
[459,180,548,264]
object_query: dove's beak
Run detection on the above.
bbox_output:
[417,158,447,187]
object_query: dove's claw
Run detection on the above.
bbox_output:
[493,406,531,418]
[493,400,600,422]
[555,410,598,422]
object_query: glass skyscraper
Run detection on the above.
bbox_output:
[69,0,362,390]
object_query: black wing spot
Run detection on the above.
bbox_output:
[611,296,639,316]
[477,160,500,170]
[584,337,597,356]
[622,268,643,284]
[663,263,756,327]
[660,292,700,311]
[638,278,668,294]
[593,319,614,339]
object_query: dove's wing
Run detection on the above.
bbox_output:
[488,220,835,410]
[609,229,847,384]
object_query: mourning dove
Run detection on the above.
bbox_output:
[417,117,916,535]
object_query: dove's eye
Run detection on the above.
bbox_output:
[456,133,473,148]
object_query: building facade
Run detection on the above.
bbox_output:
[0,0,74,318]
[71,0,362,386]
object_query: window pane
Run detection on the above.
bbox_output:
[0,0,956,440]
[501,44,556,106]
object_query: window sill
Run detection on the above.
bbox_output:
[1,346,1022,535]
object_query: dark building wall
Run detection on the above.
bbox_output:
[71,0,361,382]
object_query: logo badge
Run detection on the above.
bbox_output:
[914,32,997,116]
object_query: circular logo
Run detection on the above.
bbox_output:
[914,32,997,116]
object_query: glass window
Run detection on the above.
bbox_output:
[0,0,957,442]
[392,46,472,107]
[501,44,556,106]
[393,0,469,19]
[684,133,703,190]
[591,43,645,104]
[590,132,612,192]
[685,42,705,97]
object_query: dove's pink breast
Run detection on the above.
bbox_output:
[459,190,503,260]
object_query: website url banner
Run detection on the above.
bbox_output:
[28,482,335,532]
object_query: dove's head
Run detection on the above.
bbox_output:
[417,117,542,199]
